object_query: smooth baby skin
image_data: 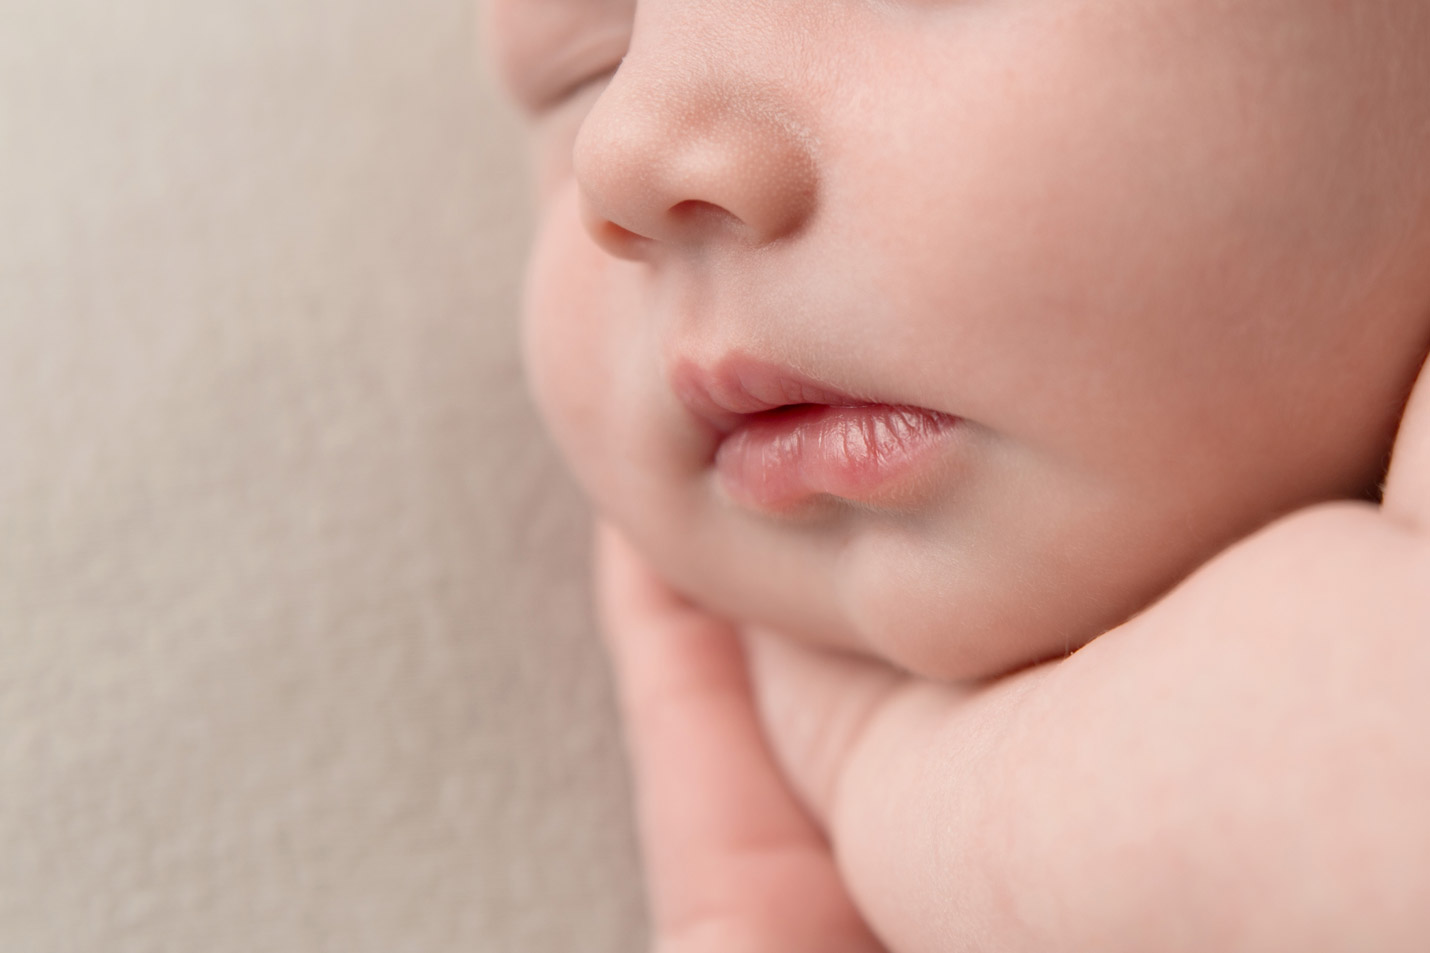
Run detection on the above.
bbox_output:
[599,360,1430,950]
[493,0,1430,682]
[488,0,1430,947]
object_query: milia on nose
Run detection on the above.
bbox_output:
[571,56,820,257]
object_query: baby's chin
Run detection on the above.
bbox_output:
[652,554,1108,683]
[609,489,1250,684]
[608,518,1093,684]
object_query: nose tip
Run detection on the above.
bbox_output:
[573,67,819,259]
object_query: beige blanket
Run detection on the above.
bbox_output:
[0,1,643,948]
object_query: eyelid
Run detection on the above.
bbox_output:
[547,60,621,110]
[525,24,631,114]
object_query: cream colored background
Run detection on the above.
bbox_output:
[0,0,646,949]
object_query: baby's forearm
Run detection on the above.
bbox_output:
[812,504,1430,951]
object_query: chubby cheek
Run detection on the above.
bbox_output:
[522,186,618,492]
[522,185,698,542]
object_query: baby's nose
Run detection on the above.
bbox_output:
[573,59,819,260]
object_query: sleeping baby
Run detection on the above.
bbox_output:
[487,0,1430,948]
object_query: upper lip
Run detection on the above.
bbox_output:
[670,354,876,437]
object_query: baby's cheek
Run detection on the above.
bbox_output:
[521,191,615,479]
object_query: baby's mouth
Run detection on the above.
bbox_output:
[670,356,960,512]
[713,403,959,510]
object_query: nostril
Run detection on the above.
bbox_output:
[579,192,656,260]
[594,220,654,260]
[668,199,750,241]
[670,199,733,222]
[596,219,639,245]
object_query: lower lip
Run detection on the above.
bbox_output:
[713,404,960,511]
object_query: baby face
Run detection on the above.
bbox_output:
[490,0,1430,680]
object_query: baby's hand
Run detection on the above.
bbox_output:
[599,360,1430,952]
[596,523,888,953]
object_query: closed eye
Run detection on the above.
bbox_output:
[546,62,621,113]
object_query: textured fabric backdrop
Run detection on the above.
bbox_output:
[0,0,645,949]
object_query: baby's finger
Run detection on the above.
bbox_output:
[594,525,886,953]
[742,629,906,827]
[1382,351,1430,533]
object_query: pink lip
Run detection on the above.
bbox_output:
[671,356,960,511]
